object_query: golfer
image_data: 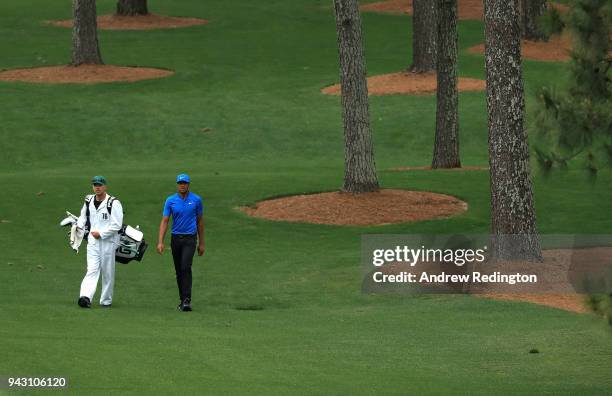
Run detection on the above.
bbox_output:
[157,173,205,311]
[77,176,124,308]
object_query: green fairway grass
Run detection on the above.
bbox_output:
[1,0,610,394]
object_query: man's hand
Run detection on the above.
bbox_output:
[157,242,164,255]
[197,244,205,256]
[91,231,100,239]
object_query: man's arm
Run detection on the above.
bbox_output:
[158,198,172,254]
[157,216,170,254]
[76,198,88,229]
[196,215,205,256]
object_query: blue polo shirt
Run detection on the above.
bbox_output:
[163,192,203,235]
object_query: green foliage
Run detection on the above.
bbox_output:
[534,86,612,174]
[567,0,612,98]
[540,5,566,37]
[533,0,612,174]
[587,294,612,326]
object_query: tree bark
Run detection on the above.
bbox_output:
[410,0,437,73]
[483,0,542,261]
[432,0,460,169]
[71,0,103,65]
[333,0,380,193]
[117,0,148,16]
[522,0,548,41]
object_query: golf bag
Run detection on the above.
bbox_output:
[59,211,148,264]
[115,225,148,264]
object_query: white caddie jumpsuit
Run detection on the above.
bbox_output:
[76,194,123,306]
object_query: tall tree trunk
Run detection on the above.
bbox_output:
[71,0,103,65]
[432,0,460,169]
[333,0,380,193]
[483,0,542,261]
[117,0,148,16]
[522,0,548,41]
[410,0,437,73]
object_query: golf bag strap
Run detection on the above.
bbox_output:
[84,195,93,232]
[107,196,115,215]
[84,195,115,227]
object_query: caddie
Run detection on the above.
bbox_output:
[76,176,124,308]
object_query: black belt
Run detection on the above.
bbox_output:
[172,234,197,239]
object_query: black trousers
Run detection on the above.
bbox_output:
[170,234,196,301]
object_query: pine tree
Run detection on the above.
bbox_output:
[533,0,612,175]
[71,0,103,65]
[483,0,542,261]
[333,0,380,193]
[432,0,460,169]
[117,0,148,16]
[522,0,548,41]
[410,0,437,73]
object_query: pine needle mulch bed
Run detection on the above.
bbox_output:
[475,246,612,313]
[0,65,174,84]
[238,189,468,226]
[468,33,573,62]
[481,293,589,313]
[46,14,208,30]
[360,0,569,21]
[321,72,485,96]
[381,246,609,313]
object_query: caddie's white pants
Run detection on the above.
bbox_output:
[79,237,116,305]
